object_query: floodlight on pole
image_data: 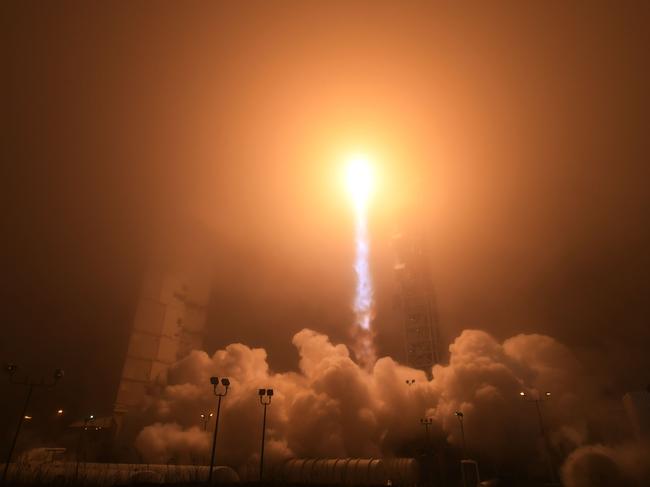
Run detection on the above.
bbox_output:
[258,388,273,480]
[519,390,556,483]
[200,412,214,431]
[419,417,433,445]
[75,413,96,480]
[454,411,467,458]
[2,364,64,485]
[207,377,229,484]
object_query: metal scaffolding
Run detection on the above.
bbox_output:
[393,232,440,373]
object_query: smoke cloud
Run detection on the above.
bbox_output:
[560,442,650,487]
[134,328,635,479]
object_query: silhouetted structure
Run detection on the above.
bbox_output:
[112,223,214,454]
[114,268,210,417]
[393,232,440,373]
[623,386,650,441]
[273,458,421,486]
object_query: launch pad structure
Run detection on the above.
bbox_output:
[106,218,441,459]
[114,269,210,418]
[112,227,214,451]
[393,231,441,373]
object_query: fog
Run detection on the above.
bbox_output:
[2,0,650,482]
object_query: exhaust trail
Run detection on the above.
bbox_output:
[353,199,372,331]
[345,155,376,368]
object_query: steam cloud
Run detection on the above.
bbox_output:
[560,442,650,487]
[134,328,642,482]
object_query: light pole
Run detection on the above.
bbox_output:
[419,417,433,445]
[48,408,65,446]
[75,414,94,481]
[519,390,556,483]
[200,412,214,431]
[258,388,273,481]
[2,364,64,485]
[454,411,467,458]
[208,376,229,484]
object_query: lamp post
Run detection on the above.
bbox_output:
[519,390,556,483]
[207,377,229,484]
[48,408,65,446]
[258,388,273,480]
[200,412,214,431]
[2,364,64,485]
[454,411,467,458]
[419,417,433,445]
[75,414,95,481]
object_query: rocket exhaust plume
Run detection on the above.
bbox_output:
[345,154,376,368]
[135,327,622,484]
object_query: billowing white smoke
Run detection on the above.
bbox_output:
[561,442,650,487]
[134,328,626,480]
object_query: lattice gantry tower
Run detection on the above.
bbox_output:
[393,232,441,373]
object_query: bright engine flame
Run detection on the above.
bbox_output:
[344,154,375,355]
[345,154,374,211]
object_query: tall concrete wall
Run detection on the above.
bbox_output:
[114,269,210,414]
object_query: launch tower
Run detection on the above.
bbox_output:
[113,269,210,416]
[393,232,441,372]
[113,223,213,448]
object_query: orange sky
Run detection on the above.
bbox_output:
[3,1,650,417]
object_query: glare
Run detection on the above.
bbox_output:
[345,154,374,210]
